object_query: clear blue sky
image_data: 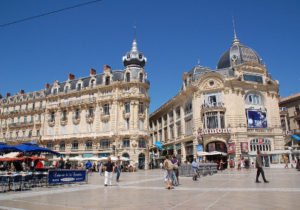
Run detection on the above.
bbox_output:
[0,0,299,112]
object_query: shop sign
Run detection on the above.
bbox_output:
[198,128,231,135]
[240,142,249,153]
[48,170,87,185]
[196,144,203,152]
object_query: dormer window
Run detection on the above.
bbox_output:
[105,76,110,85]
[64,85,69,93]
[139,73,144,82]
[126,72,130,82]
[77,83,82,91]
[90,79,95,88]
[52,88,58,95]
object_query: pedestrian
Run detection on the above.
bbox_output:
[115,156,122,182]
[58,157,65,169]
[172,156,179,185]
[255,150,269,183]
[284,155,289,168]
[98,161,103,176]
[163,155,174,189]
[85,160,92,175]
[65,159,72,169]
[192,158,199,181]
[104,157,115,186]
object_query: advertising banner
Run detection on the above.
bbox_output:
[240,142,249,153]
[48,170,87,184]
[227,143,235,154]
[247,110,267,128]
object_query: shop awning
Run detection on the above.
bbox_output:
[291,134,300,141]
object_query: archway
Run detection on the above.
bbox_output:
[138,153,145,169]
[205,141,228,169]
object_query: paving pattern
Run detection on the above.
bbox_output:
[0,168,299,210]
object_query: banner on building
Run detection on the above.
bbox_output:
[228,143,235,154]
[240,142,249,153]
[247,110,267,128]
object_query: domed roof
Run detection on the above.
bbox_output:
[122,39,147,67]
[217,37,263,69]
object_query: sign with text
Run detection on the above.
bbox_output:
[198,128,231,135]
[48,170,87,184]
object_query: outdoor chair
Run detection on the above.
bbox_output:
[11,175,22,191]
[0,176,10,192]
[22,174,33,190]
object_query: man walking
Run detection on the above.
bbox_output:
[104,157,115,186]
[115,156,122,182]
[256,150,269,183]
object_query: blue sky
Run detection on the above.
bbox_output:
[0,0,299,112]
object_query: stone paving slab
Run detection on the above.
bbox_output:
[0,168,299,210]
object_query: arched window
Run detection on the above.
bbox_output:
[126,72,130,82]
[77,83,82,91]
[245,93,262,105]
[105,76,110,85]
[64,85,69,93]
[139,73,144,82]
[85,140,93,150]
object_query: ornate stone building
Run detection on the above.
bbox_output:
[149,35,285,167]
[0,39,150,168]
[279,93,300,150]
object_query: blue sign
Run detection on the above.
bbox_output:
[196,144,203,152]
[48,170,87,184]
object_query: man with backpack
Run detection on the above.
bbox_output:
[163,155,174,189]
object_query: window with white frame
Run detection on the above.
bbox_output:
[249,138,271,152]
[245,93,262,105]
[124,102,130,113]
[138,102,144,114]
[72,140,78,150]
[203,111,225,129]
[103,104,110,115]
[185,118,193,135]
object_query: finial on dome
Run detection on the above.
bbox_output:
[131,25,138,53]
[232,16,240,44]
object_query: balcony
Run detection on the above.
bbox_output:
[201,102,226,112]
[60,117,68,126]
[86,114,94,124]
[123,111,130,119]
[60,97,96,108]
[48,119,55,127]
[72,117,80,125]
[247,128,274,133]
[8,122,34,128]
[100,112,110,121]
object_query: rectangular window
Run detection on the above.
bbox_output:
[164,127,168,141]
[243,74,263,83]
[77,83,82,91]
[100,140,110,149]
[206,112,218,129]
[103,104,110,115]
[138,102,144,114]
[176,122,181,137]
[123,139,130,148]
[185,118,193,135]
[138,139,146,148]
[125,102,130,113]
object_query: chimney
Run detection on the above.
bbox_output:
[20,90,25,94]
[90,68,96,76]
[6,92,11,97]
[69,73,75,81]
[103,64,111,73]
[45,83,50,89]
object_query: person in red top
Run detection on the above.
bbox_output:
[35,160,44,169]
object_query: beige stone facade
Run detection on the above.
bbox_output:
[149,37,285,167]
[0,39,150,168]
[279,93,300,150]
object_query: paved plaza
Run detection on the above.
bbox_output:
[0,168,299,210]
